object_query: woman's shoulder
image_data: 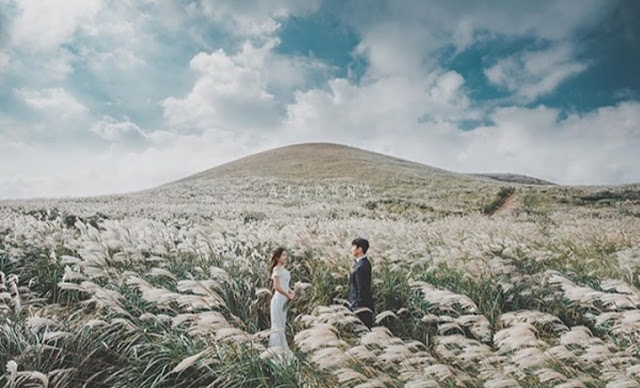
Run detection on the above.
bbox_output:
[272,266,289,276]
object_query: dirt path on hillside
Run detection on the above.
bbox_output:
[491,192,518,216]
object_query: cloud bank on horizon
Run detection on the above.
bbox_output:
[1,0,639,198]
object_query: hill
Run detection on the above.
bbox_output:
[166,142,549,186]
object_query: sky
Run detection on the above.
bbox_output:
[0,0,639,199]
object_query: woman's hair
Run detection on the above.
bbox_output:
[268,246,286,278]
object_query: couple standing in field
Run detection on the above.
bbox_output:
[267,237,374,358]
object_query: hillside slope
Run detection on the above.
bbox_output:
[167,143,462,185]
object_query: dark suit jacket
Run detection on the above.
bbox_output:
[347,256,374,312]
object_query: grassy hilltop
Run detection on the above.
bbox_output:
[2,143,640,387]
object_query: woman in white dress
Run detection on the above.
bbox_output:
[268,247,295,359]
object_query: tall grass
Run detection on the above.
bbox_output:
[1,178,640,387]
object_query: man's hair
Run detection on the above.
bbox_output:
[352,237,369,254]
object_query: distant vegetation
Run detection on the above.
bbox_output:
[575,188,640,205]
[473,173,556,186]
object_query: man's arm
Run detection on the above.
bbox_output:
[354,263,371,309]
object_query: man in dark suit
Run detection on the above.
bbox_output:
[347,237,374,329]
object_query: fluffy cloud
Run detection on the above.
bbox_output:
[0,51,9,72]
[90,117,148,146]
[88,48,146,72]
[2,0,153,88]
[280,70,640,185]
[353,21,439,78]
[346,0,606,79]
[161,40,279,135]
[16,88,87,117]
[456,102,640,185]
[162,38,333,136]
[9,0,102,51]
[485,45,588,102]
[283,69,479,143]
[199,0,321,37]
[0,127,255,199]
[440,0,604,46]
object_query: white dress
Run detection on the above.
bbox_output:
[269,266,293,359]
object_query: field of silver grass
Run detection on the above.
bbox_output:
[2,178,640,387]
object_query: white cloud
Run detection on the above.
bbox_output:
[161,37,332,136]
[280,71,640,186]
[353,21,440,78]
[16,88,87,117]
[0,117,35,152]
[424,71,478,120]
[445,0,604,46]
[484,45,588,102]
[199,0,321,37]
[280,73,484,165]
[456,102,640,185]
[3,0,149,86]
[3,48,74,81]
[0,127,254,199]
[10,0,102,51]
[42,50,76,80]
[0,51,9,71]
[89,48,146,72]
[90,117,148,145]
[79,1,154,69]
[262,51,335,98]
[283,70,479,142]
[346,0,606,79]
[162,41,278,135]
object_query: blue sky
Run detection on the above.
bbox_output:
[0,0,639,198]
